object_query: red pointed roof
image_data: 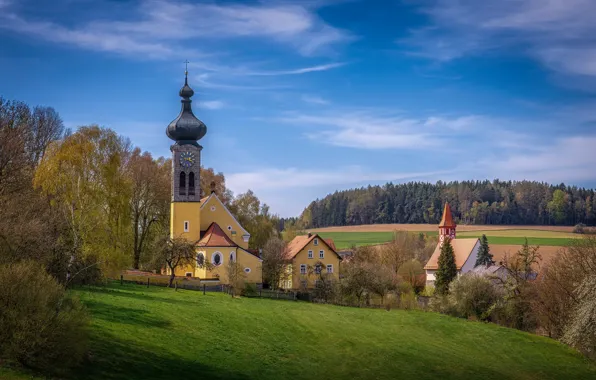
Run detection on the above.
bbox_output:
[439,202,456,227]
[197,222,237,247]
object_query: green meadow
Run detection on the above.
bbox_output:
[5,282,595,380]
[316,230,576,250]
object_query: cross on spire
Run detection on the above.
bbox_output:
[184,60,189,84]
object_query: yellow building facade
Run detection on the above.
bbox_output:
[281,234,341,290]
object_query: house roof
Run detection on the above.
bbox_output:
[285,234,340,260]
[439,202,456,228]
[424,238,479,270]
[197,222,237,247]
[324,239,337,251]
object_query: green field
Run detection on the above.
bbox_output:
[317,231,576,250]
[5,282,595,379]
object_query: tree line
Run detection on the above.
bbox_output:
[291,180,596,228]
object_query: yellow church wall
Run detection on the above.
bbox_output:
[170,202,201,243]
[200,195,249,250]
[195,247,262,284]
[291,239,340,289]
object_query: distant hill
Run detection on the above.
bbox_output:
[295,180,596,228]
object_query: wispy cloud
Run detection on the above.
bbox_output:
[404,0,596,80]
[198,100,225,110]
[227,166,449,192]
[301,95,330,105]
[0,0,352,58]
[243,62,346,76]
[275,111,539,150]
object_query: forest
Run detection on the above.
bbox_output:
[296,181,596,228]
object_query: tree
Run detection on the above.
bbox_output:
[261,237,290,289]
[369,265,394,305]
[128,149,170,269]
[154,237,197,287]
[230,190,280,249]
[562,275,596,358]
[434,238,457,295]
[448,274,501,321]
[548,189,568,224]
[34,126,133,279]
[475,234,494,267]
[226,257,246,297]
[397,259,426,294]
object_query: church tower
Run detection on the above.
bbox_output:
[166,67,207,243]
[438,202,456,245]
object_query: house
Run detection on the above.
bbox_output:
[424,203,480,285]
[165,70,262,286]
[280,233,341,290]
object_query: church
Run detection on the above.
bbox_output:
[424,203,480,284]
[165,69,263,286]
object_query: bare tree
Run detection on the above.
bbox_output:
[128,149,170,269]
[28,106,64,165]
[226,258,246,297]
[261,237,290,289]
[154,237,196,287]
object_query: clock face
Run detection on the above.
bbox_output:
[179,152,195,167]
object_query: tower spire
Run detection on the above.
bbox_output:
[184,59,189,85]
[166,62,207,146]
[439,202,456,244]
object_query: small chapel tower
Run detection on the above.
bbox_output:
[438,202,456,244]
[166,65,207,242]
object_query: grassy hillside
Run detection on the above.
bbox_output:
[315,230,576,250]
[6,282,595,379]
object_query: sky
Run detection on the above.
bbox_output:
[1,0,595,217]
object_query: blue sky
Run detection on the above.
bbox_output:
[1,0,595,217]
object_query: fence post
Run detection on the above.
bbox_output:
[175,281,178,292]
[203,284,206,295]
[147,278,150,288]
[120,274,123,286]
[259,289,262,298]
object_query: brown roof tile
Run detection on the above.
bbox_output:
[197,222,237,247]
[324,238,337,251]
[424,238,479,270]
[439,202,456,228]
[285,234,341,260]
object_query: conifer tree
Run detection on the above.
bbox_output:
[435,238,457,295]
[475,234,494,267]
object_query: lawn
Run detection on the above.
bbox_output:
[316,230,576,250]
[6,282,595,379]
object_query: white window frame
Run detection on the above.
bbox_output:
[212,251,223,266]
[319,250,324,259]
[229,251,236,262]
[244,268,251,273]
[326,264,333,273]
[314,238,318,246]
[184,221,189,232]
[300,264,307,275]
[308,250,313,259]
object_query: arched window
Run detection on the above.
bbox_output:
[196,253,205,267]
[188,172,195,196]
[179,172,186,196]
[212,252,223,266]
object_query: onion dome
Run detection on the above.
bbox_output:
[166,69,207,146]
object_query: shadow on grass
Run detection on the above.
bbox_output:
[78,284,191,306]
[72,330,249,380]
[84,300,171,329]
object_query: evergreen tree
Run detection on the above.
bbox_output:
[434,238,458,295]
[475,234,494,267]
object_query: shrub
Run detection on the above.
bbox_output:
[242,282,258,297]
[573,223,586,234]
[0,261,89,374]
[447,274,501,321]
[397,259,425,294]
